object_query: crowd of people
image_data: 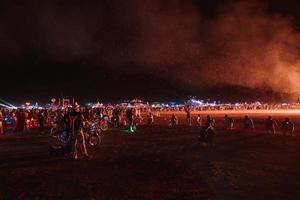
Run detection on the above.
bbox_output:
[0,105,296,136]
[176,107,295,136]
[0,108,48,134]
[0,104,297,159]
[0,106,142,135]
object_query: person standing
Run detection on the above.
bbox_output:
[134,114,143,126]
[112,107,121,127]
[11,109,17,133]
[126,108,134,127]
[170,114,178,126]
[38,110,45,133]
[68,104,90,160]
[282,118,295,136]
[185,106,191,126]
[16,109,25,133]
[196,114,202,127]
[244,115,254,130]
[224,114,234,130]
[206,115,215,127]
[265,116,278,135]
[147,112,154,125]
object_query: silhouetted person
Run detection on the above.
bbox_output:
[282,118,294,136]
[199,117,216,147]
[38,110,45,133]
[126,108,134,127]
[244,115,254,130]
[185,106,191,126]
[170,114,178,126]
[265,116,277,135]
[16,109,25,133]
[224,114,234,130]
[206,115,215,127]
[112,108,121,127]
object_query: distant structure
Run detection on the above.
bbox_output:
[62,98,71,106]
[49,97,73,110]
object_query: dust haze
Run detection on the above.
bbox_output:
[1,0,300,96]
[134,0,300,96]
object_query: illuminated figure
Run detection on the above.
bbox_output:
[196,114,202,127]
[147,112,154,125]
[134,114,143,126]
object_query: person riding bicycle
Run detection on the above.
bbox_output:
[199,119,216,147]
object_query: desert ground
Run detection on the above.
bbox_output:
[1,111,300,200]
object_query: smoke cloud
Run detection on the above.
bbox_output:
[1,0,300,96]
[133,0,300,95]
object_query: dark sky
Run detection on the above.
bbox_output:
[1,0,300,104]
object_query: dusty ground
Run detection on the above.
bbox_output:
[1,113,300,200]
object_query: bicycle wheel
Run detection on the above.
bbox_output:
[58,131,71,144]
[50,127,58,138]
[100,121,108,131]
[88,134,101,147]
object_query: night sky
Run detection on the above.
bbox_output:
[1,0,300,104]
